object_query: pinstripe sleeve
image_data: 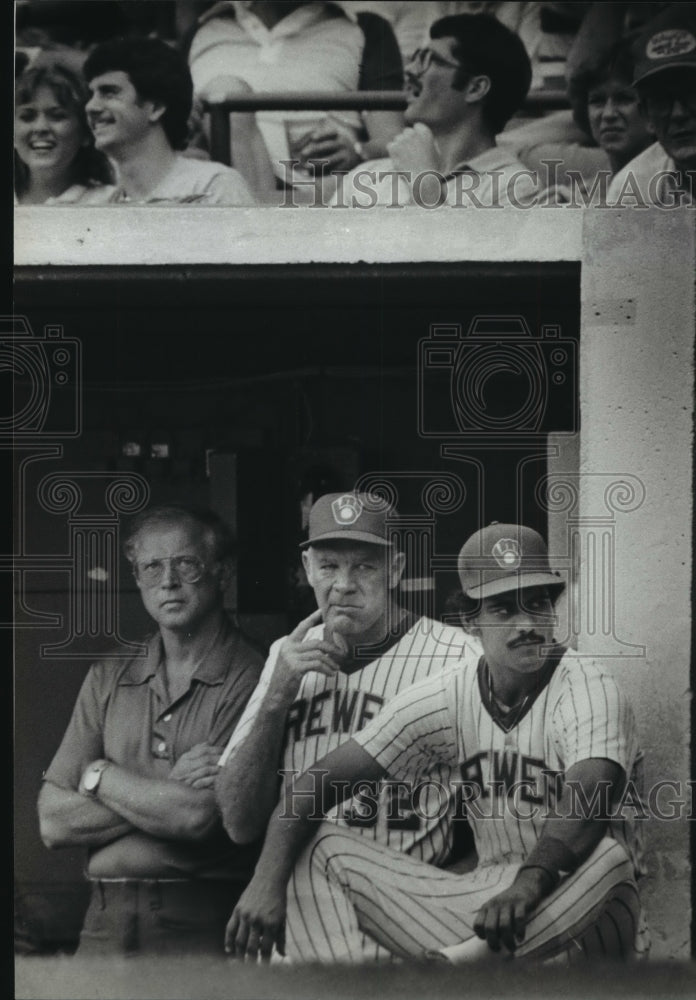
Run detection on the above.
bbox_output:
[551,659,638,774]
[352,668,458,781]
[217,636,285,765]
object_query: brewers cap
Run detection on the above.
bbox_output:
[632,4,696,85]
[299,492,398,549]
[457,522,565,599]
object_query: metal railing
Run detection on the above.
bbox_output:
[203,89,570,165]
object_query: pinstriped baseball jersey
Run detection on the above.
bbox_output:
[354,647,645,876]
[220,616,481,864]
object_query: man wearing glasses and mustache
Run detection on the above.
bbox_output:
[331,12,539,208]
[37,504,264,956]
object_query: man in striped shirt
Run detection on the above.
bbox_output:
[215,491,481,959]
[225,522,648,964]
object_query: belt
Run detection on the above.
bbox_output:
[87,877,190,884]
[87,877,241,913]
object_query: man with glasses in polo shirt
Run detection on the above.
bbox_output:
[608,3,696,206]
[330,13,539,208]
[38,504,264,956]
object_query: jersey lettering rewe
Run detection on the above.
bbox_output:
[220,617,480,865]
[355,649,645,877]
[286,648,649,964]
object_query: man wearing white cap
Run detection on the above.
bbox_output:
[226,522,649,965]
[216,491,480,961]
[609,3,696,205]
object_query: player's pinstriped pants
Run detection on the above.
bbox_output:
[284,823,650,964]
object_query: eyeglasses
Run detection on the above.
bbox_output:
[407,47,461,75]
[133,555,206,587]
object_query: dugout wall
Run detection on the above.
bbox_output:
[13,208,695,964]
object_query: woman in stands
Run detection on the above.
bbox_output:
[15,57,114,204]
[575,40,653,178]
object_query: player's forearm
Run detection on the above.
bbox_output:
[95,764,220,841]
[216,700,290,844]
[516,760,624,892]
[538,813,609,864]
[38,781,133,849]
[253,741,384,881]
[252,766,340,891]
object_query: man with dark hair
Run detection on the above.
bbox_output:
[331,13,537,207]
[83,36,254,203]
[608,3,696,204]
[38,504,264,955]
[226,523,648,965]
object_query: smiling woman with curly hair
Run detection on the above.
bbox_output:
[15,56,115,204]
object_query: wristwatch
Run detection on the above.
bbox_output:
[81,759,109,798]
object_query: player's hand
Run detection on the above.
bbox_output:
[473,868,547,953]
[198,74,254,105]
[169,743,224,789]
[296,118,363,173]
[224,873,287,962]
[387,123,442,176]
[267,609,344,705]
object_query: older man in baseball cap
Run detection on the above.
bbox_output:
[218,520,648,966]
[216,490,481,961]
[609,3,696,204]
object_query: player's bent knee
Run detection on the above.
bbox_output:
[578,837,634,887]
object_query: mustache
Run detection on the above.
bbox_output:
[507,633,544,649]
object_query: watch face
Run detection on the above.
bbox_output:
[84,764,103,791]
[84,769,99,790]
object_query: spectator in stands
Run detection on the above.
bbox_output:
[495,3,664,198]
[15,56,114,204]
[329,13,537,208]
[37,504,264,956]
[182,1,404,195]
[609,3,696,205]
[425,2,586,95]
[83,36,255,204]
[573,40,652,177]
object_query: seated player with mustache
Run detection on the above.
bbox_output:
[226,522,649,965]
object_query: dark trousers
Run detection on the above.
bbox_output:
[78,878,243,956]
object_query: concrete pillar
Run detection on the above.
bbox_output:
[580,211,695,958]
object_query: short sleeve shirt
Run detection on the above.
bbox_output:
[44,615,264,878]
[333,147,539,207]
[189,2,365,177]
[108,156,255,205]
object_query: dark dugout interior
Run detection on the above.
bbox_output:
[12,262,580,952]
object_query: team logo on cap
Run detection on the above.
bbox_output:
[332,494,363,525]
[492,538,521,569]
[646,28,696,61]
